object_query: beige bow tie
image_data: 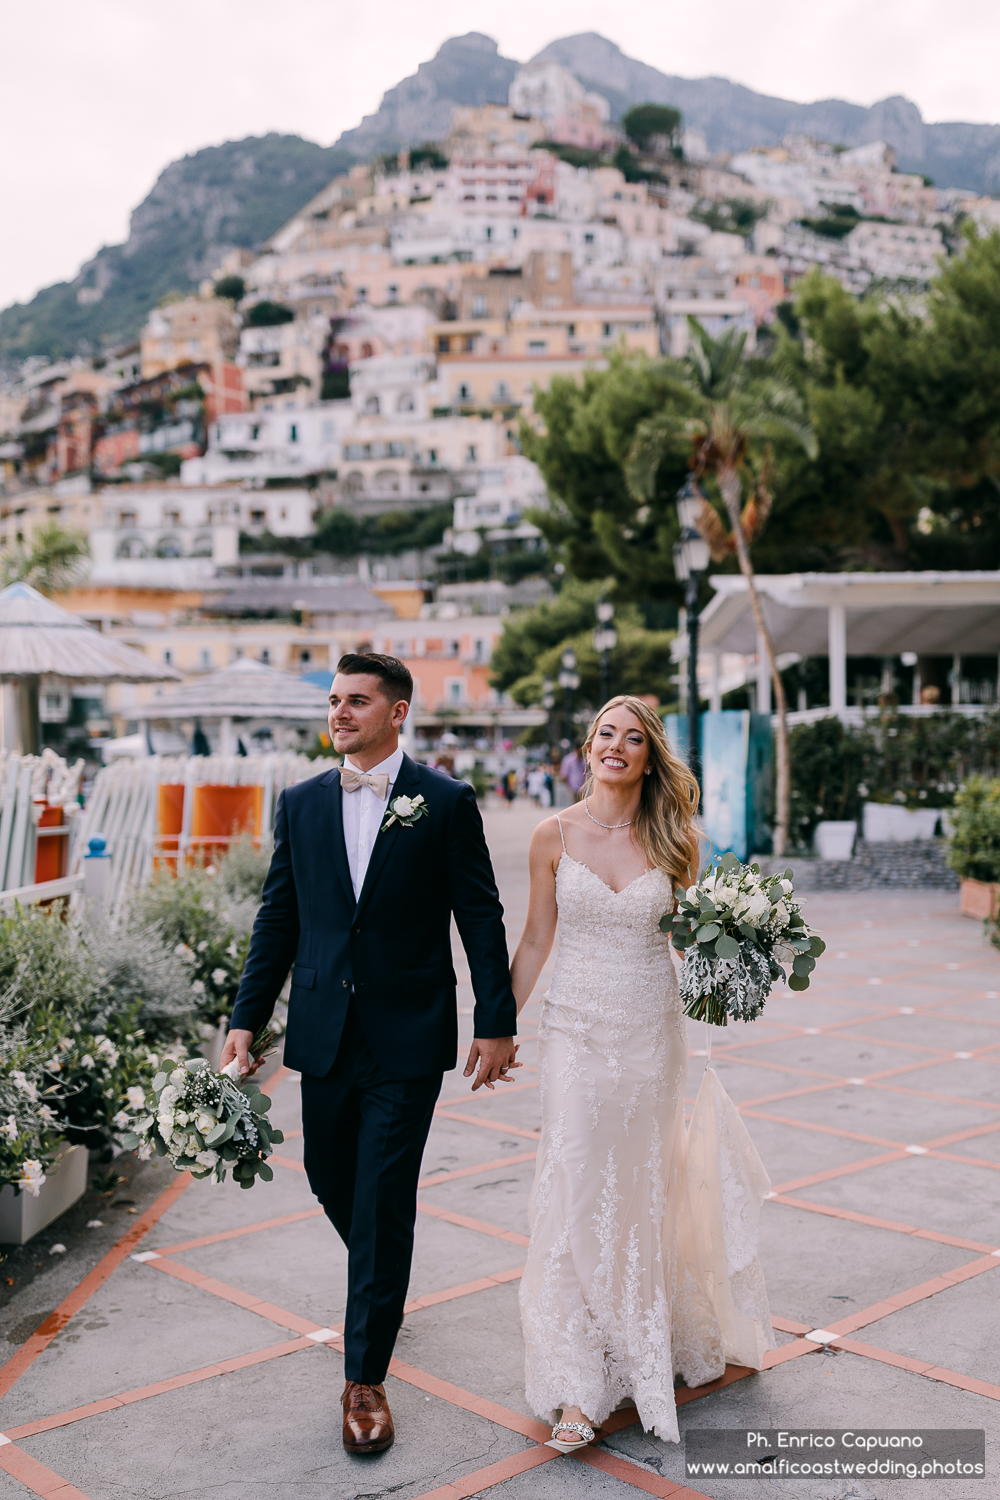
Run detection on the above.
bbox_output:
[340,766,390,799]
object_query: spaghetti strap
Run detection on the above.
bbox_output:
[555,815,567,852]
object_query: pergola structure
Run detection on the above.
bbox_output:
[687,571,1000,715]
[0,581,181,753]
[146,657,330,754]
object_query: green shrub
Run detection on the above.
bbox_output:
[789,717,866,844]
[947,776,1000,883]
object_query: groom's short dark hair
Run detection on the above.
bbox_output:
[336,652,413,705]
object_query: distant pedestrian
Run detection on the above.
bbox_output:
[559,744,587,802]
[526,765,549,807]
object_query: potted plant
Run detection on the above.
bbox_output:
[789,717,863,856]
[947,777,1000,919]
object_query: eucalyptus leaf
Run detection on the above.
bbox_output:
[715,934,741,960]
[737,922,758,942]
[152,1072,168,1092]
[809,936,827,957]
[271,1129,284,1144]
[258,1162,274,1182]
[659,914,673,933]
[118,1132,140,1150]
[205,1121,229,1147]
[696,924,720,943]
[792,955,816,976]
[783,867,794,881]
[788,972,810,991]
[720,852,741,872]
[788,912,804,927]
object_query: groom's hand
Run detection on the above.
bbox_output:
[220,1027,256,1077]
[465,1037,519,1091]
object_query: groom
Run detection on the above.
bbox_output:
[223,653,517,1454]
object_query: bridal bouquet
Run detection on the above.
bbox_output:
[117,1027,283,1188]
[660,853,824,1026]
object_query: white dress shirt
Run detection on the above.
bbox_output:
[340,745,404,902]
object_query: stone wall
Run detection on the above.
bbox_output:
[760,840,959,892]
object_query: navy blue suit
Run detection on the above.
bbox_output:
[230,754,516,1381]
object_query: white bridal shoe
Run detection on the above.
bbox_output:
[545,1420,599,1453]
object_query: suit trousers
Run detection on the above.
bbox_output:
[300,1002,442,1384]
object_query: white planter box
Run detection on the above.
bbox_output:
[863,803,941,842]
[814,820,857,860]
[0,1142,88,1245]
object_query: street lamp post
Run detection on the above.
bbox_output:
[673,476,712,782]
[593,601,617,706]
[541,677,556,747]
[557,648,580,746]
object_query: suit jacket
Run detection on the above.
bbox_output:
[229,755,517,1079]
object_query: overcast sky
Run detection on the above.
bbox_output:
[2,0,998,312]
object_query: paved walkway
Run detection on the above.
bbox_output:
[2,804,999,1499]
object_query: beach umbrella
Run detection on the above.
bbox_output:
[0,581,181,754]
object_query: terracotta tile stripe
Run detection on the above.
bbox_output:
[867,1080,1000,1113]
[408,1445,558,1500]
[0,1443,93,1500]
[2,1339,315,1442]
[382,1353,550,1441]
[0,1169,192,1402]
[418,1151,537,1189]
[154,1207,324,1255]
[770,1314,813,1334]
[927,1148,1000,1172]
[146,1256,321,1335]
[580,1445,712,1498]
[404,1267,524,1313]
[768,1191,999,1254]
[436,1080,539,1108]
[769,1149,908,1195]
[268,1151,306,1174]
[921,1119,1000,1149]
[434,1109,539,1140]
[761,1338,816,1367]
[740,1106,904,1150]
[416,1199,530,1247]
[824,1255,1000,1336]
[836,1338,1000,1399]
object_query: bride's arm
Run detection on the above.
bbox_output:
[510,819,561,1014]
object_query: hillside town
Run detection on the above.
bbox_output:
[1,57,996,756]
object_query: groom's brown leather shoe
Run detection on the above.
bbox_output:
[342,1381,395,1453]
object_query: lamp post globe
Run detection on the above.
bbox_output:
[675,476,709,782]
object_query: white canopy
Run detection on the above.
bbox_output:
[692,571,1000,712]
[148,658,330,724]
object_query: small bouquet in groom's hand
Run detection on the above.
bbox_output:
[117,1026,283,1188]
[660,853,825,1026]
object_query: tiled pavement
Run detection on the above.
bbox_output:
[2,804,1000,1498]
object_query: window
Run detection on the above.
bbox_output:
[260,648,271,664]
[396,391,414,413]
[466,445,477,462]
[463,335,475,352]
[289,424,298,442]
[445,678,464,704]
[251,424,260,440]
[485,226,492,240]
[471,294,487,318]
[528,340,546,351]
[437,336,450,354]
[356,287,368,302]
[603,324,612,337]
[364,396,380,415]
[584,232,594,244]
[458,383,472,401]
[567,324,575,336]
[163,650,172,665]
[361,342,373,358]
[387,284,398,302]
[300,649,311,663]
[473,638,486,661]
[200,649,211,670]
[250,508,265,524]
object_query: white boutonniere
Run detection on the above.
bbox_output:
[382,793,428,832]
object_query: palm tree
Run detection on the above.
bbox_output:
[626,319,817,857]
[1,523,89,597]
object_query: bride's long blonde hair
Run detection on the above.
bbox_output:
[581,695,700,889]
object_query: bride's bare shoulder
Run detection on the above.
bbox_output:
[529,814,565,860]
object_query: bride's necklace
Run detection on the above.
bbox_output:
[584,796,634,830]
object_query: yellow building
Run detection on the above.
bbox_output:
[141,296,241,379]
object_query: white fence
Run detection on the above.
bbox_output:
[0,749,84,897]
[69,752,317,921]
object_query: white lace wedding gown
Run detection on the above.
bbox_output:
[519,822,776,1443]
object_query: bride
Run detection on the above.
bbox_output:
[511,695,775,1449]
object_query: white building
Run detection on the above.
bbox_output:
[447,456,548,555]
[181,404,351,487]
[508,63,610,126]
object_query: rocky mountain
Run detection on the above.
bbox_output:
[531,34,1000,193]
[0,134,352,366]
[5,31,1000,365]
[335,32,518,158]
